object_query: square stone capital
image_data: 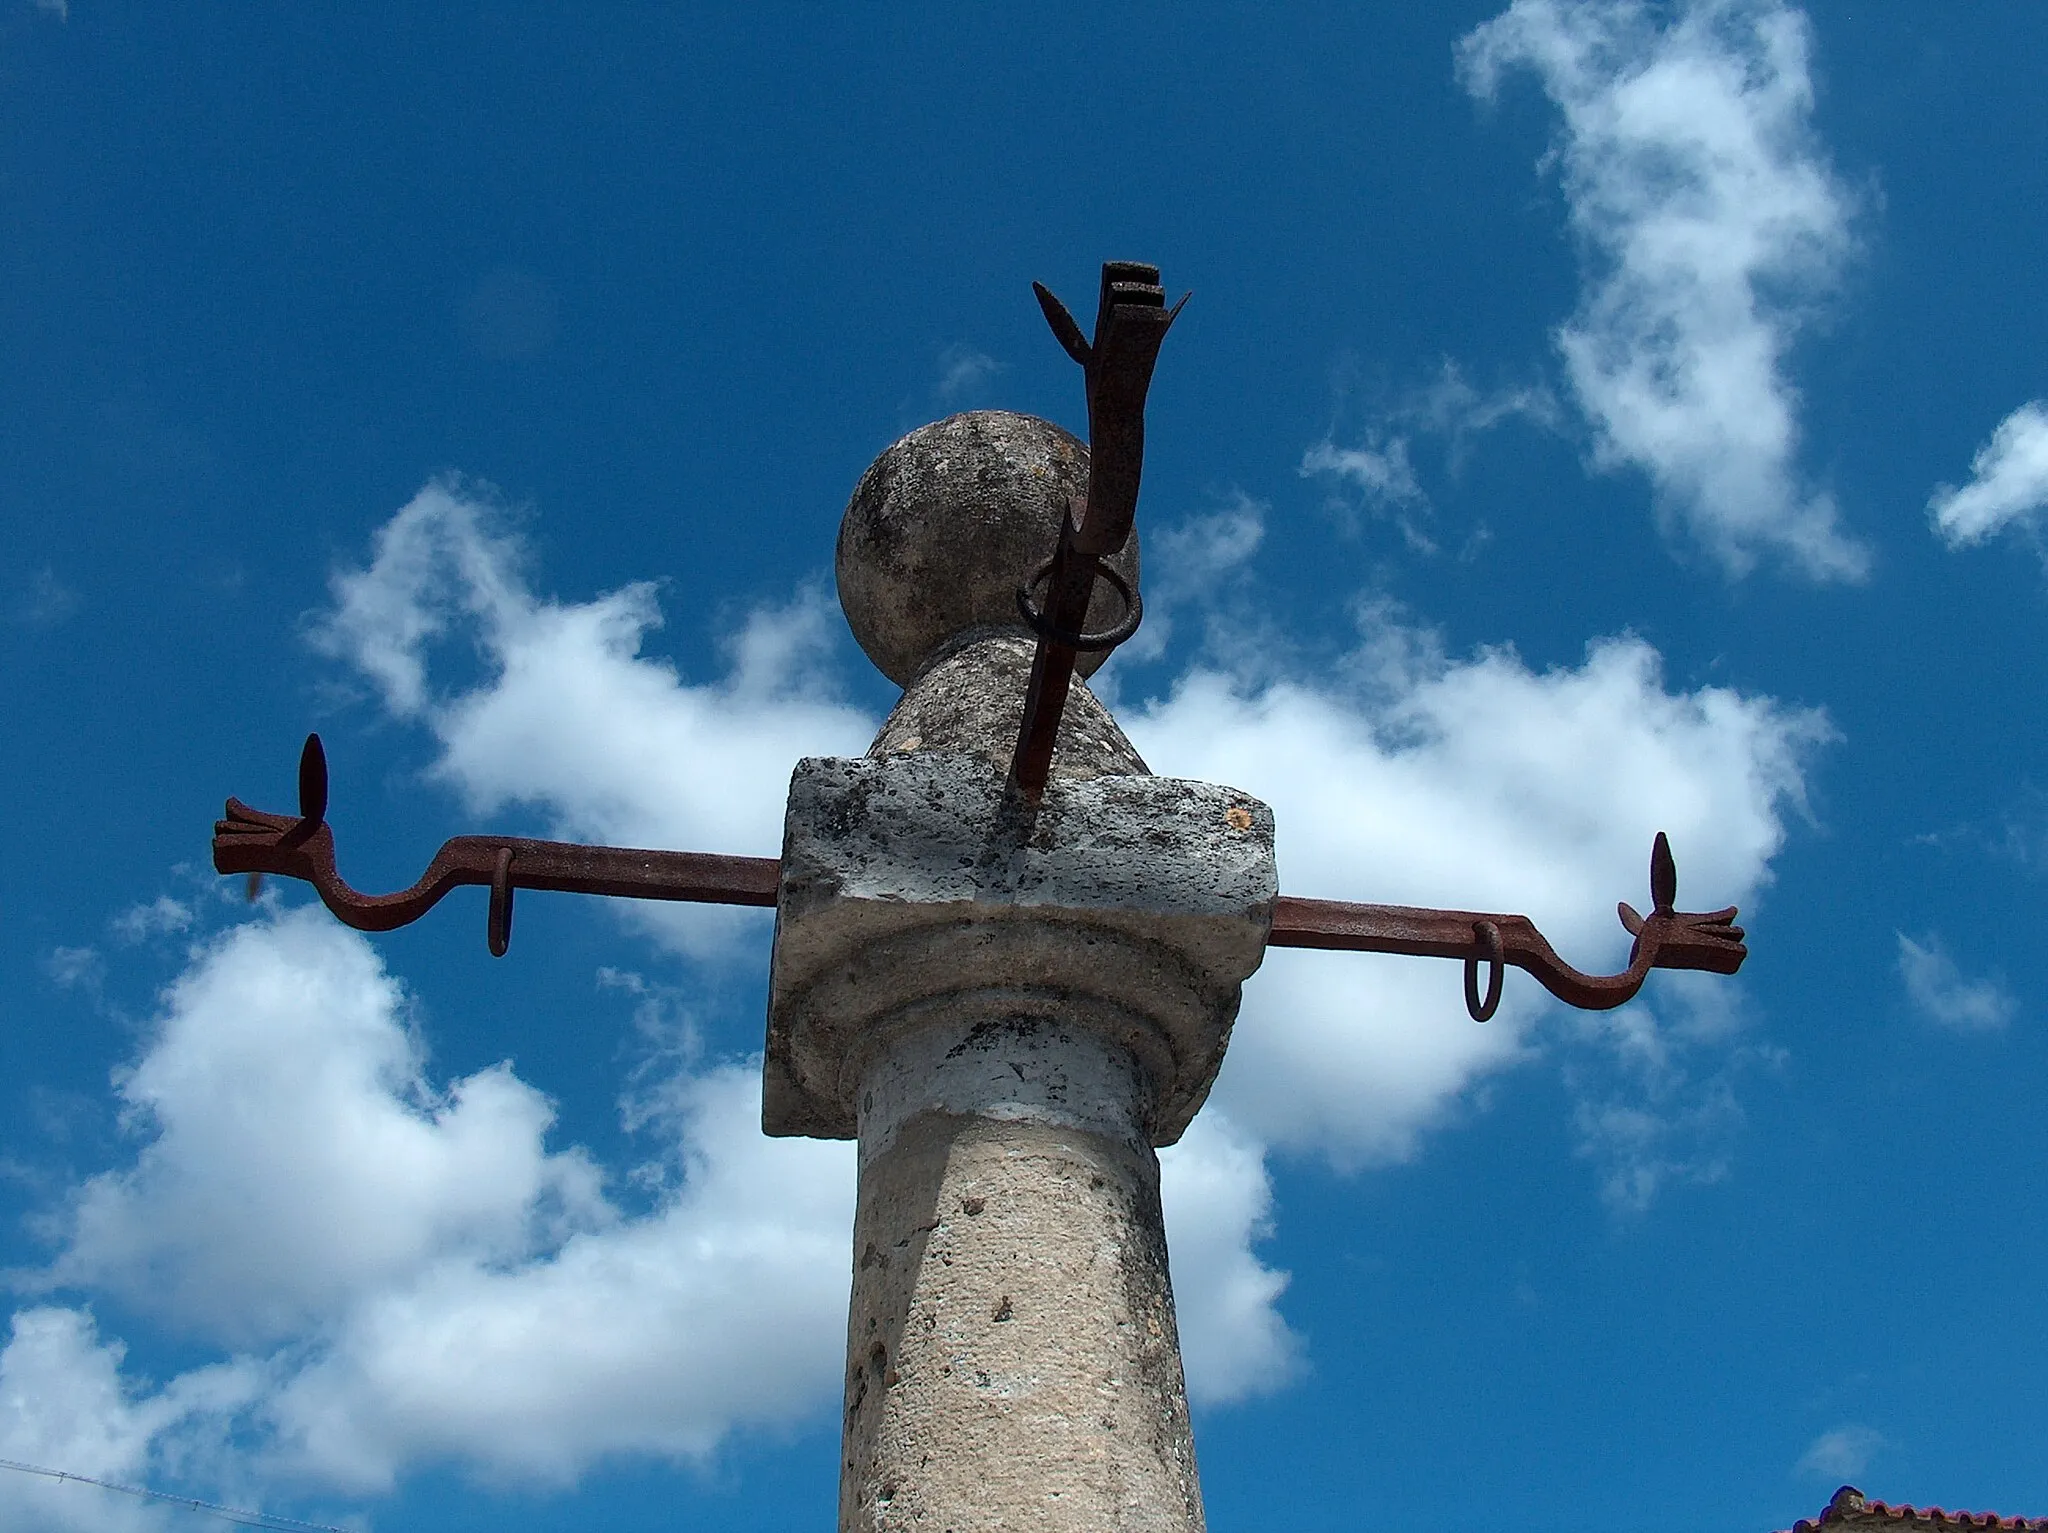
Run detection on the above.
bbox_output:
[762,754,1276,1144]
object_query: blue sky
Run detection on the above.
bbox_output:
[3,3,2046,1530]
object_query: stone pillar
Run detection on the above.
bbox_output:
[764,412,1276,1532]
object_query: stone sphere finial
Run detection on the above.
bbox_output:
[836,410,1141,686]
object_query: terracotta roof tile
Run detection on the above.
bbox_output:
[1783,1486,2048,1533]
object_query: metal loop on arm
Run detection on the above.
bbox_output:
[488,847,515,958]
[1464,919,1504,1022]
[1016,557,1143,652]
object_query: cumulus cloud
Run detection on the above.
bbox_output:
[1128,617,1824,1172]
[0,1306,264,1533]
[1897,932,2014,1033]
[320,483,1817,1195]
[264,1063,853,1491]
[1158,1111,1301,1405]
[1460,0,1866,579]
[309,480,874,957]
[1929,401,2048,547]
[27,907,854,1497]
[49,908,612,1346]
[302,482,1303,1410]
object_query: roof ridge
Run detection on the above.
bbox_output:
[1782,1485,2048,1533]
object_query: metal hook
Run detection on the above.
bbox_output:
[1464,919,1504,1022]
[487,847,515,957]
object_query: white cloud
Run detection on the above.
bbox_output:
[1128,617,1825,1174]
[1410,364,1561,448]
[1153,498,1268,595]
[1302,438,1424,511]
[13,910,1290,1500]
[26,907,854,1495]
[45,946,104,993]
[1113,494,1269,668]
[309,480,874,958]
[1796,1422,1883,1480]
[15,482,1306,1497]
[933,343,1004,406]
[1556,970,1773,1213]
[1568,1047,1743,1214]
[301,483,1312,1451]
[1158,1111,1301,1405]
[1929,401,2048,546]
[0,1306,263,1533]
[327,481,1818,1192]
[1897,932,2014,1033]
[264,1064,853,1492]
[110,898,192,945]
[1460,0,1867,579]
[1303,362,1559,543]
[50,908,612,1347]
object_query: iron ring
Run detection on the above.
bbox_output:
[488,847,515,958]
[1015,558,1143,652]
[1464,920,1504,1022]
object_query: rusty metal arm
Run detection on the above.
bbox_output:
[215,743,1742,1014]
[1267,833,1747,1016]
[1009,261,1187,800]
[213,735,777,956]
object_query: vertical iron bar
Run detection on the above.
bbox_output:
[1010,262,1180,799]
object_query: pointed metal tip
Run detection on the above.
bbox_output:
[298,733,329,827]
[1033,281,1092,366]
[1650,832,1677,914]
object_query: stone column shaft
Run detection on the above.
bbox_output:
[843,1017,1199,1531]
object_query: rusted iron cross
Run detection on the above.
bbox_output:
[214,261,1746,1022]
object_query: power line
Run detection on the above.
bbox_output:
[0,1454,350,1533]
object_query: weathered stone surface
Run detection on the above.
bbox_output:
[868,630,1146,781]
[836,411,1141,685]
[841,1018,1203,1533]
[762,752,1277,1146]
